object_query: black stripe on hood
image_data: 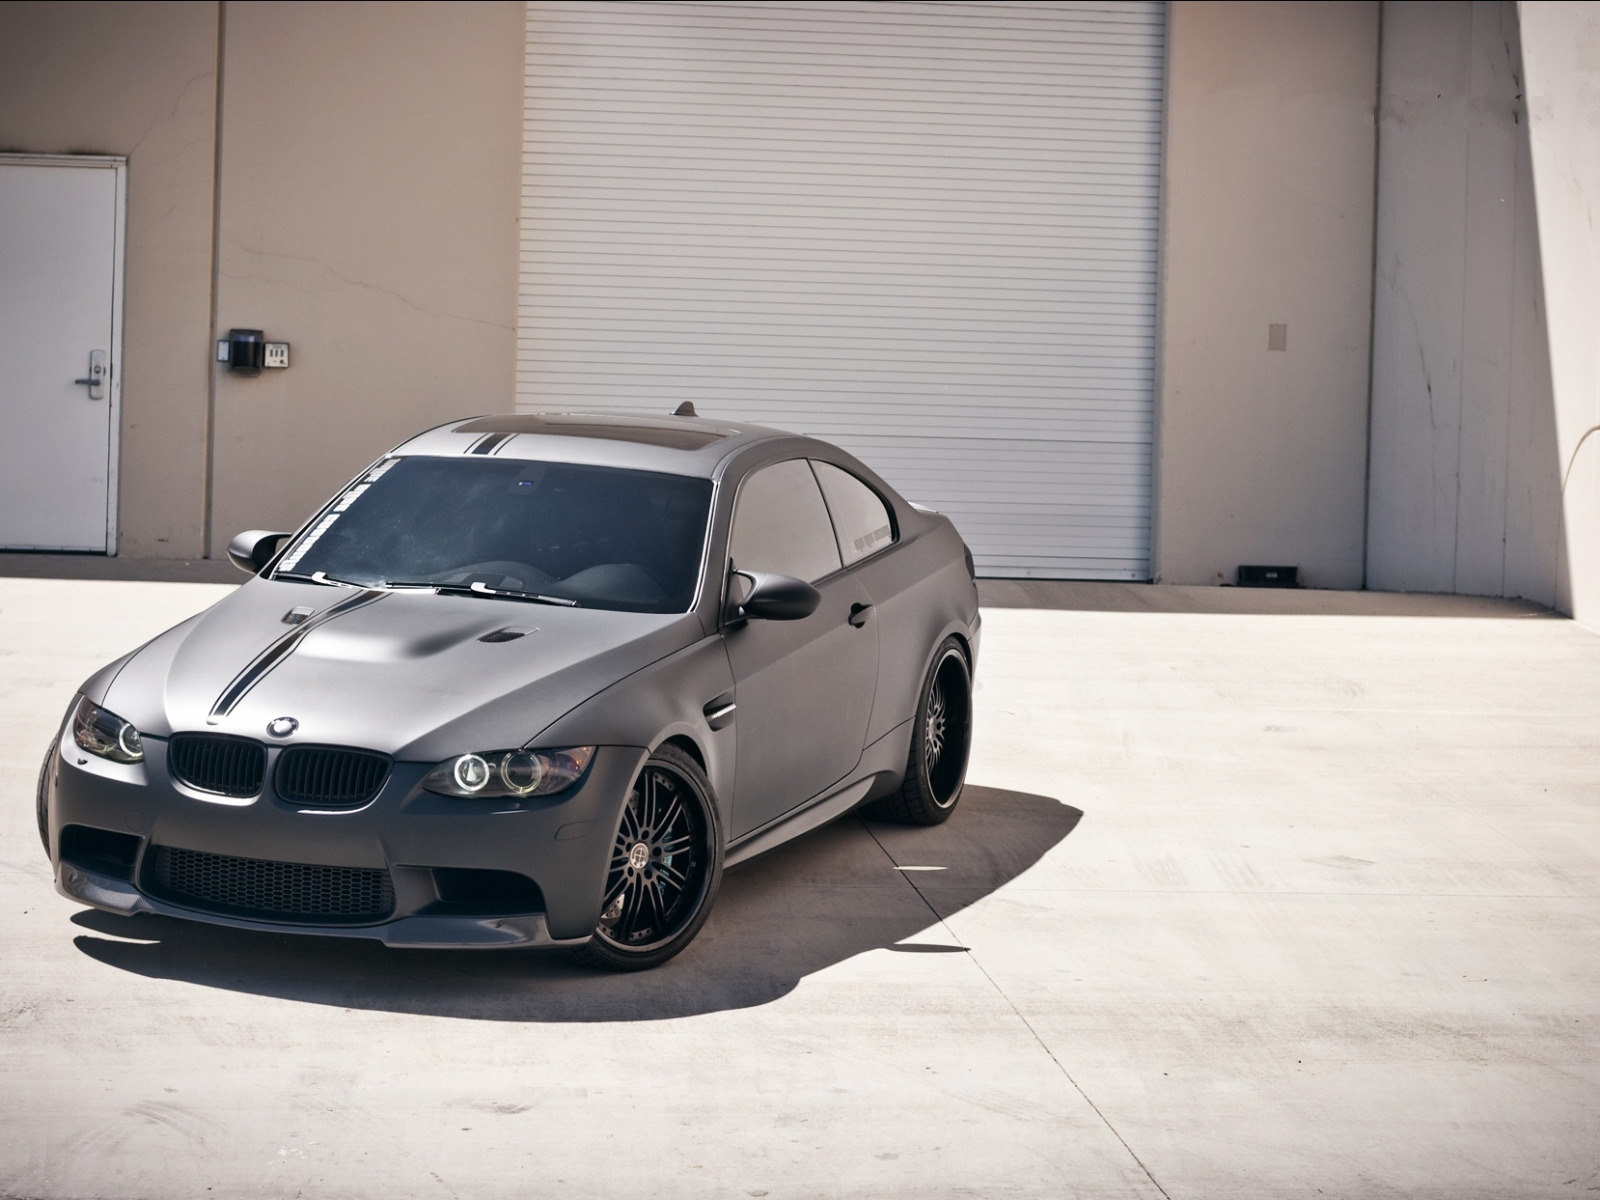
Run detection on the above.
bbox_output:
[209,589,386,720]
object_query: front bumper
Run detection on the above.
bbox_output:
[46,729,649,946]
[55,860,572,948]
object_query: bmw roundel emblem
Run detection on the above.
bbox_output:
[266,716,299,738]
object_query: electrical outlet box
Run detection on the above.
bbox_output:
[216,330,289,374]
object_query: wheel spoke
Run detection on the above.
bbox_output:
[640,772,659,833]
[925,678,947,768]
[656,794,685,838]
[644,877,667,924]
[601,875,628,916]
[656,860,689,891]
[623,876,646,933]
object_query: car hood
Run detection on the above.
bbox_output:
[100,577,705,760]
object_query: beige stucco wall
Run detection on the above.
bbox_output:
[0,1,219,558]
[1154,1,1379,588]
[1521,1,1600,624]
[1366,1,1561,605]
[207,0,523,554]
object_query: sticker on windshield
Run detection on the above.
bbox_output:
[278,459,398,572]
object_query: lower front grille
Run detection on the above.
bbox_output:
[142,845,394,924]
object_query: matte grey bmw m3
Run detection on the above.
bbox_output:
[40,412,980,969]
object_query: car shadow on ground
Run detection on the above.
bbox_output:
[69,785,1080,1022]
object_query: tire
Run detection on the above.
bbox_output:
[36,740,56,858]
[569,743,724,972]
[866,638,972,826]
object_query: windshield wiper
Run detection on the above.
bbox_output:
[382,580,579,607]
[275,570,374,589]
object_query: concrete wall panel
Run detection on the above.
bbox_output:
[207,0,522,553]
[1521,1,1600,624]
[0,1,219,558]
[1366,1,1561,605]
[1154,1,1379,589]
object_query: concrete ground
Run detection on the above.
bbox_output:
[1,571,1597,1198]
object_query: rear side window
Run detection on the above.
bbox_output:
[812,460,896,566]
[728,459,842,584]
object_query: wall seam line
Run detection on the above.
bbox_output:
[1450,6,1477,596]
[1362,0,1385,591]
[201,0,226,559]
[1147,0,1173,586]
[1499,1,1517,597]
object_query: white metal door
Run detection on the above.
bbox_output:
[0,157,124,552]
[518,1,1165,578]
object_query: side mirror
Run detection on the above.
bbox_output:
[227,529,291,576]
[729,570,821,622]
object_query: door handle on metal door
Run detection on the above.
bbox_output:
[73,350,107,400]
[848,603,875,628]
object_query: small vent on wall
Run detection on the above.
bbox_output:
[1237,565,1299,588]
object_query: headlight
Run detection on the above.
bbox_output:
[423,747,595,798]
[71,695,144,763]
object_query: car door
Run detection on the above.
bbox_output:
[809,458,934,744]
[722,458,879,837]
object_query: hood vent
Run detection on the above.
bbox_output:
[275,746,390,808]
[168,733,266,797]
[478,628,528,643]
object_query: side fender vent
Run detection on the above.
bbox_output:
[479,629,528,643]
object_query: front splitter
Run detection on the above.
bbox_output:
[57,862,590,950]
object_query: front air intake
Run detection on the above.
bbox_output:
[167,733,266,797]
[142,845,394,923]
[275,746,390,808]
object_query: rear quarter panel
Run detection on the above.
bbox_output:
[855,512,979,745]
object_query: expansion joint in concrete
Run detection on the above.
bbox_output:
[857,816,1174,1200]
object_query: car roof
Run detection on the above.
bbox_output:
[391,411,796,478]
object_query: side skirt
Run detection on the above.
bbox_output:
[724,718,913,868]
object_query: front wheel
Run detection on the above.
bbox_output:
[866,638,972,826]
[569,744,723,972]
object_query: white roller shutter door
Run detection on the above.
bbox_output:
[519,1,1165,579]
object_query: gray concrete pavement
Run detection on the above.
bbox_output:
[1,576,1596,1198]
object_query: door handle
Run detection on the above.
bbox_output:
[73,350,107,400]
[848,603,875,628]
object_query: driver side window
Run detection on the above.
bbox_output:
[729,459,842,584]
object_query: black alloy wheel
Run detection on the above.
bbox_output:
[866,637,972,826]
[570,743,723,972]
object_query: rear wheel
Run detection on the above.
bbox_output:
[866,638,972,825]
[569,744,723,972]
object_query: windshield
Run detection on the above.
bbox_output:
[274,457,713,613]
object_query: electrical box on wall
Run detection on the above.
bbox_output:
[216,329,289,376]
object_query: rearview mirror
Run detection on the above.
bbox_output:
[227,529,291,576]
[729,570,821,622]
